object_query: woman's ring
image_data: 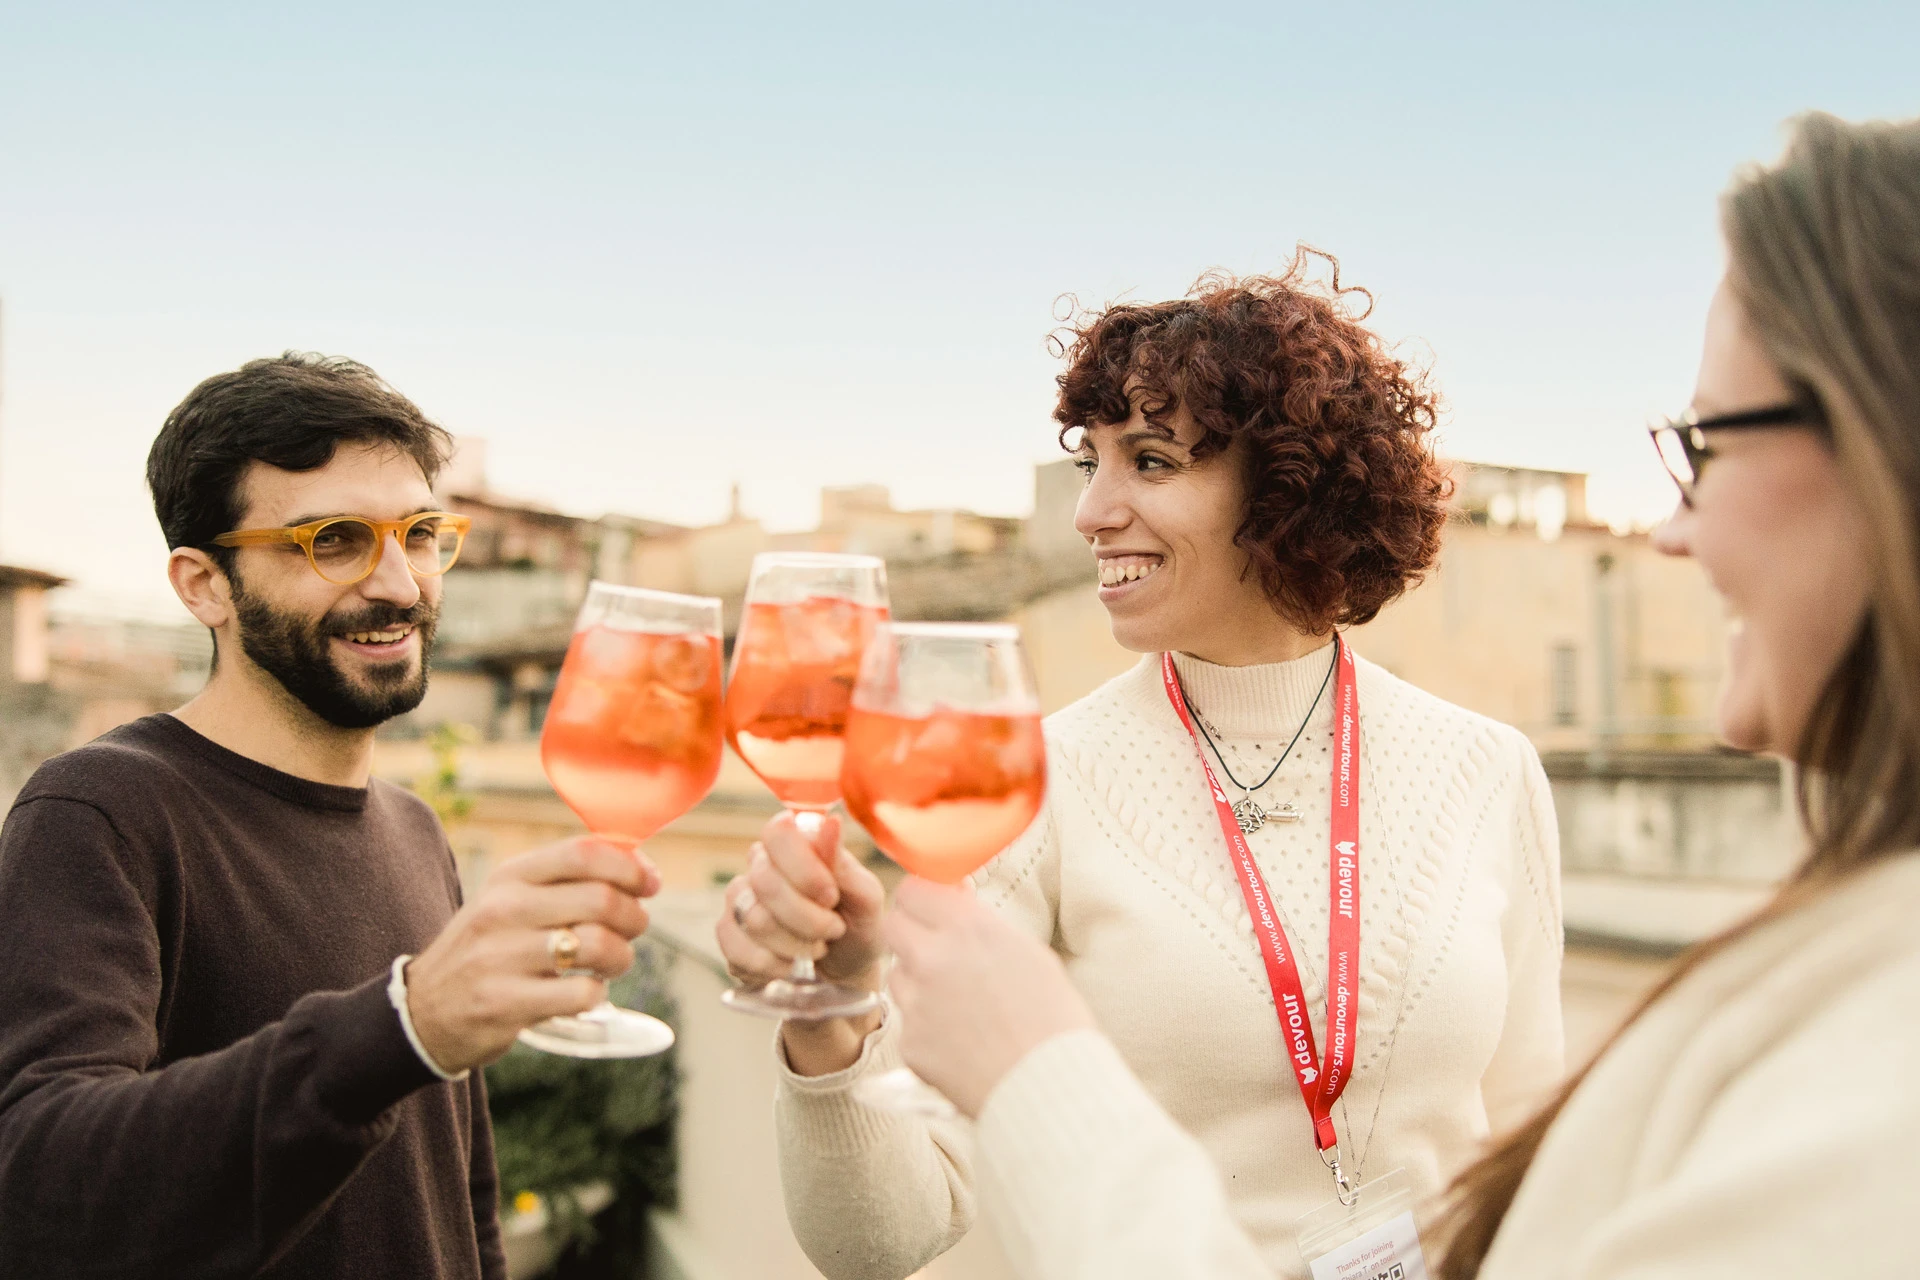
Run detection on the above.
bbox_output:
[732,886,757,927]
[547,926,582,975]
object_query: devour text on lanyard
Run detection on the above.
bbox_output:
[1161,635,1364,1205]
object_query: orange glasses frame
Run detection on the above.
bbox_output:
[211,512,473,585]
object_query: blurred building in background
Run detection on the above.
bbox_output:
[0,564,70,808]
[0,568,212,810]
[0,564,61,686]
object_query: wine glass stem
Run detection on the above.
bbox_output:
[789,808,829,985]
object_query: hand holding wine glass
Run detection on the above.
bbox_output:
[837,622,1049,1114]
[521,581,726,1059]
[719,810,888,995]
[720,553,890,1020]
[715,809,895,1075]
[404,834,663,1073]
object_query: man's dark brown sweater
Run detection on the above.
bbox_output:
[0,714,507,1279]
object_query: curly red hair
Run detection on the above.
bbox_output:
[1052,249,1451,633]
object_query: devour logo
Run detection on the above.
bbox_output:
[1281,992,1315,1077]
[1335,840,1357,919]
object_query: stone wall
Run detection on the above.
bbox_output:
[1542,749,1799,950]
[1543,750,1800,883]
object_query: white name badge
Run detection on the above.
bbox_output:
[1295,1168,1430,1280]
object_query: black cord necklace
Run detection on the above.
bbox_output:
[1181,635,1341,834]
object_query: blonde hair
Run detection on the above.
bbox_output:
[1432,111,1920,1277]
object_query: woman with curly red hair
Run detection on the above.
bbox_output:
[717,254,1565,1279]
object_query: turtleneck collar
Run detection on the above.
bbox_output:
[1168,639,1340,740]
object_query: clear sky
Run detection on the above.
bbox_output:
[2,1,1915,615]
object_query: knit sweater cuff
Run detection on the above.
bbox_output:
[975,1028,1164,1208]
[772,997,906,1155]
[387,956,470,1082]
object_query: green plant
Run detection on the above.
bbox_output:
[485,944,680,1267]
[414,722,477,824]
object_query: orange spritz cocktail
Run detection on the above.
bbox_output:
[524,581,723,1061]
[840,621,1047,1116]
[718,553,891,1023]
[840,706,1046,884]
[542,625,725,842]
[725,596,889,812]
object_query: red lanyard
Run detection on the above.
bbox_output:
[1161,637,1361,1161]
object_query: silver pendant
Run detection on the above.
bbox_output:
[1233,796,1302,834]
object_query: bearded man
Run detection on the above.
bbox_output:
[0,354,657,1278]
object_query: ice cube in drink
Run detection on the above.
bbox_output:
[726,596,888,811]
[840,706,1046,883]
[542,625,724,841]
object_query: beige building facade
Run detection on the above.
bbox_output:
[0,565,63,685]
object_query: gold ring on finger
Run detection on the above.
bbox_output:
[547,926,582,975]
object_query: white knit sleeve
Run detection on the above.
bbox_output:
[771,796,1062,1280]
[976,1029,1275,1280]
[1479,732,1567,1135]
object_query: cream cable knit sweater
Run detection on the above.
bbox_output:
[774,647,1566,1280]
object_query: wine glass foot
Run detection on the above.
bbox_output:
[852,1068,957,1118]
[720,979,881,1021]
[517,1003,676,1058]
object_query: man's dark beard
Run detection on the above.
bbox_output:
[231,581,438,731]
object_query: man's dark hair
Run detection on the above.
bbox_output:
[146,352,455,565]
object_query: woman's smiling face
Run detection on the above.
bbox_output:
[1652,281,1873,757]
[1071,398,1309,663]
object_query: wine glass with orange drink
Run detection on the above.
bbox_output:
[523,582,725,1058]
[720,552,891,1019]
[839,622,1048,1113]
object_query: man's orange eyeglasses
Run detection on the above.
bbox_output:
[212,512,472,586]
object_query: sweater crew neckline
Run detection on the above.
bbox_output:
[149,714,372,812]
[1167,640,1340,741]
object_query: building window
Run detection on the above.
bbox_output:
[1551,644,1578,726]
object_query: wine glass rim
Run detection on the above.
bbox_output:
[582,580,723,610]
[749,551,886,570]
[880,621,1020,641]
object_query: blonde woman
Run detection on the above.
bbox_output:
[717,257,1567,1279]
[885,112,1920,1280]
